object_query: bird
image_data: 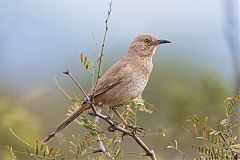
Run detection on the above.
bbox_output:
[43,34,171,143]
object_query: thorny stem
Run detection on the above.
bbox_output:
[91,32,99,89]
[64,70,157,160]
[96,0,112,82]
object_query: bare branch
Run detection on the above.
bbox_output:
[9,128,35,149]
[63,70,89,100]
[53,74,73,100]
[96,0,112,82]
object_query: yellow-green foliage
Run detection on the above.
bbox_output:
[186,92,240,160]
[0,97,41,160]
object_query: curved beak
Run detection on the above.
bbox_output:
[156,39,171,45]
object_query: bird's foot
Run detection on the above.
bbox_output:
[126,124,145,133]
[88,111,96,117]
[106,115,119,126]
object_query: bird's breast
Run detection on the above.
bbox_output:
[95,62,152,106]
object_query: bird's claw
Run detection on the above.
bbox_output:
[106,115,118,125]
[88,111,96,117]
[126,124,145,133]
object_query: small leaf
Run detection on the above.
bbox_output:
[84,56,88,66]
[80,53,84,63]
[86,61,91,69]
[202,127,206,139]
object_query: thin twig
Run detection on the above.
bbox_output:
[63,70,89,100]
[91,32,99,88]
[9,128,35,149]
[53,74,73,100]
[64,70,157,160]
[96,0,112,82]
[91,32,100,50]
[167,140,185,160]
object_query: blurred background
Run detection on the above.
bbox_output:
[0,0,239,159]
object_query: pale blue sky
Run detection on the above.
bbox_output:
[0,0,236,93]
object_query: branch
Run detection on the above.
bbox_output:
[93,108,109,156]
[96,0,112,82]
[53,74,73,100]
[63,70,89,101]
[9,128,35,149]
[167,140,185,160]
[64,70,157,160]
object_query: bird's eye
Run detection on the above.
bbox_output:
[144,39,150,44]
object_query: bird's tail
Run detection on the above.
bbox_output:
[43,102,91,143]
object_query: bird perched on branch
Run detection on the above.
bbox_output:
[43,34,171,143]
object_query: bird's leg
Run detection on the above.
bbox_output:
[97,104,119,125]
[112,106,145,133]
[88,103,112,119]
[112,107,128,126]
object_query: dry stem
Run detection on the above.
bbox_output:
[96,0,112,82]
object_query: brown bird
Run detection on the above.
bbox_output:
[43,34,171,143]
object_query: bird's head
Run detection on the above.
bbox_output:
[128,34,171,57]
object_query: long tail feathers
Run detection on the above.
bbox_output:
[43,103,90,143]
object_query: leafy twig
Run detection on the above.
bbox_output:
[219,132,238,160]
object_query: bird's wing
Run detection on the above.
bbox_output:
[93,76,123,97]
[91,60,129,98]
